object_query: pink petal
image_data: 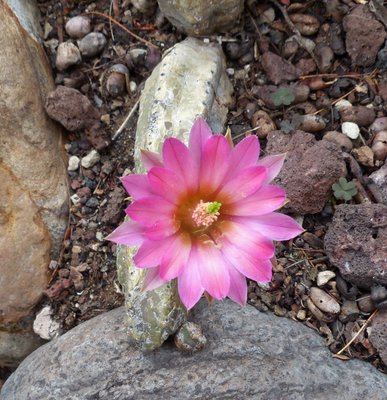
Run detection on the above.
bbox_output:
[105,221,144,246]
[222,246,273,282]
[197,242,230,300]
[200,135,231,191]
[226,135,260,179]
[141,149,163,170]
[227,264,247,306]
[188,117,212,167]
[232,213,304,241]
[162,138,197,190]
[177,245,204,310]
[147,166,185,204]
[145,219,180,240]
[125,196,175,226]
[223,185,286,217]
[121,174,152,199]
[160,233,191,280]
[217,166,268,202]
[142,267,167,291]
[223,222,275,260]
[133,235,176,268]
[256,154,286,184]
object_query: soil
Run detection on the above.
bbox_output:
[2,0,386,383]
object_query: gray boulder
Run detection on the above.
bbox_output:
[2,301,386,399]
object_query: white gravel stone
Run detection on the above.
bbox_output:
[335,99,352,111]
[78,32,107,57]
[70,193,81,205]
[129,81,137,93]
[56,41,81,71]
[33,306,61,340]
[68,155,80,171]
[317,270,336,287]
[65,16,91,39]
[81,150,100,168]
[342,121,360,140]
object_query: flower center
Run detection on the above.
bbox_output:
[191,200,222,228]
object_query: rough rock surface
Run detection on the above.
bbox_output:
[370,311,387,365]
[0,0,68,366]
[45,85,110,149]
[343,5,386,67]
[157,0,244,36]
[2,301,387,400]
[117,37,233,351]
[266,130,346,214]
[261,51,299,84]
[324,204,387,289]
[369,164,387,205]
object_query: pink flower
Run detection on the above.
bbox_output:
[107,118,303,309]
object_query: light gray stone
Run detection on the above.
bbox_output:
[157,0,244,36]
[2,301,386,399]
[117,37,233,351]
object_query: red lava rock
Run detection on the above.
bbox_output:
[295,58,316,76]
[101,186,126,225]
[253,84,309,109]
[340,106,376,127]
[370,311,387,365]
[45,86,100,131]
[266,130,346,214]
[343,5,387,67]
[369,163,387,205]
[261,51,299,85]
[45,86,110,150]
[324,204,387,289]
[44,278,72,300]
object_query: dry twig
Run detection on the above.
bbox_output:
[112,98,140,141]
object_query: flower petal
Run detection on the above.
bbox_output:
[217,166,267,202]
[222,245,273,283]
[227,264,247,306]
[121,174,152,199]
[145,219,180,240]
[141,149,163,170]
[226,135,260,179]
[231,213,304,241]
[197,242,230,300]
[256,154,286,184]
[125,196,175,226]
[200,135,231,191]
[142,267,167,291]
[188,117,212,167]
[133,235,176,268]
[105,221,144,246]
[177,245,204,310]
[223,222,275,260]
[223,185,286,217]
[160,233,191,280]
[162,138,197,190]
[147,166,185,204]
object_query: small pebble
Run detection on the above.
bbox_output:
[86,197,99,208]
[33,306,61,340]
[70,193,81,205]
[317,271,336,287]
[78,32,107,58]
[352,146,374,167]
[56,42,81,71]
[357,296,375,313]
[310,287,340,314]
[65,16,91,39]
[68,155,80,171]
[339,300,359,323]
[323,131,353,152]
[341,121,360,140]
[296,309,307,320]
[174,322,207,353]
[129,81,137,93]
[334,99,352,112]
[299,114,326,133]
[81,150,100,168]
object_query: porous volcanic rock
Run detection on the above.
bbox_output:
[370,311,387,365]
[324,204,387,289]
[157,0,244,36]
[2,301,387,400]
[266,130,346,214]
[343,5,387,67]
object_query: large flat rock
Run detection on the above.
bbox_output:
[2,301,386,399]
